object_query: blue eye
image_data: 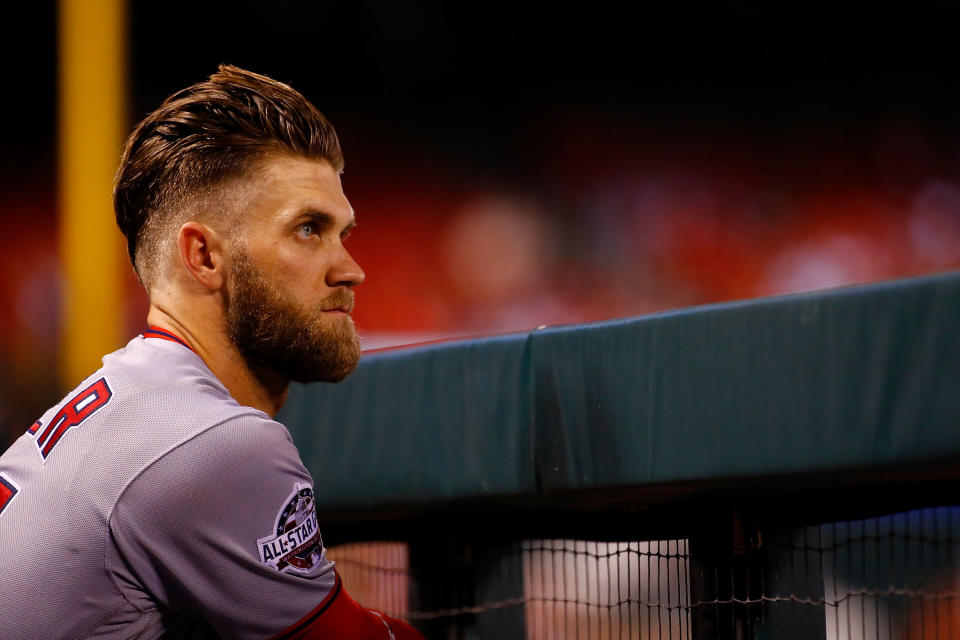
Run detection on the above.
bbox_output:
[297,222,315,237]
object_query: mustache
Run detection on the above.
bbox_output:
[319,289,355,312]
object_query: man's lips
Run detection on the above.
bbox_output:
[321,290,354,314]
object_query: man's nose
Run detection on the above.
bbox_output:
[327,246,365,288]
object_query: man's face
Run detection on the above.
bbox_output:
[223,153,364,383]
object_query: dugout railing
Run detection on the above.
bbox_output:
[278,270,960,640]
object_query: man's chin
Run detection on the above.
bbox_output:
[289,333,361,384]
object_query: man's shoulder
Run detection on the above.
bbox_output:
[93,335,266,429]
[99,337,302,523]
[100,334,228,401]
[106,335,290,450]
[26,335,289,485]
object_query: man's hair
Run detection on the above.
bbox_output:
[113,64,344,286]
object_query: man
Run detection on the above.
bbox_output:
[0,65,424,640]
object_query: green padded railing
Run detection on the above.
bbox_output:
[278,270,960,512]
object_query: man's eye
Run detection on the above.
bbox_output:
[297,222,315,237]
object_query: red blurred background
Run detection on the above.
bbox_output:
[2,2,959,443]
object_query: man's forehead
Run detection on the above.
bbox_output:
[256,153,338,180]
[253,154,343,193]
[237,154,354,220]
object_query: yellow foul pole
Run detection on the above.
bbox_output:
[58,0,127,388]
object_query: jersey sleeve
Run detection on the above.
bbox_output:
[269,573,424,640]
[107,415,339,639]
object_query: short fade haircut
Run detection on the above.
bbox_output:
[113,64,344,287]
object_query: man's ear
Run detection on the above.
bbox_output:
[177,221,226,291]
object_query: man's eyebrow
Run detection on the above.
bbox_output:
[299,209,356,234]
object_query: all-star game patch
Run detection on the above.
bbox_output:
[258,483,324,575]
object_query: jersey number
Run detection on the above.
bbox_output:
[33,377,113,461]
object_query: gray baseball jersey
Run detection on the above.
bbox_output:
[0,330,337,639]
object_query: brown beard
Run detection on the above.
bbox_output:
[224,249,361,383]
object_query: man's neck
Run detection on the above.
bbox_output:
[145,305,289,417]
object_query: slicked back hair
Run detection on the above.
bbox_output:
[113,64,344,287]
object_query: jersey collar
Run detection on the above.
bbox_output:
[143,326,197,355]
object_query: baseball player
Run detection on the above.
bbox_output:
[0,65,424,639]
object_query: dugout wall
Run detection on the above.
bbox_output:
[278,270,960,639]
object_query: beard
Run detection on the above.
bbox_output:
[224,249,361,383]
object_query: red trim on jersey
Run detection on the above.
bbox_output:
[269,573,342,640]
[0,474,18,516]
[143,326,196,354]
[269,572,424,640]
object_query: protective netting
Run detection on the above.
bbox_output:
[326,542,409,617]
[327,505,960,639]
[524,539,690,640]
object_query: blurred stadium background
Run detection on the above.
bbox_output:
[2,4,960,638]
[3,2,960,443]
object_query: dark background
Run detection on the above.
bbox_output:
[7,3,960,179]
